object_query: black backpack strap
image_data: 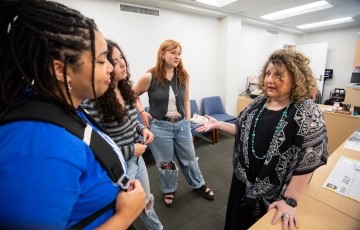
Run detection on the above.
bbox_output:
[88,128,129,187]
[0,98,85,138]
[1,98,129,187]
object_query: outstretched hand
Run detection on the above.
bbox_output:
[195,115,218,133]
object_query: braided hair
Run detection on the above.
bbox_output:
[0,0,98,124]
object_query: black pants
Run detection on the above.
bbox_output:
[224,174,266,230]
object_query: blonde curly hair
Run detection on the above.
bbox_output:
[258,49,317,104]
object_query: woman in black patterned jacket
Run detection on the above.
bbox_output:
[196,49,328,230]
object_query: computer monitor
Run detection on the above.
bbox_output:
[350,72,360,85]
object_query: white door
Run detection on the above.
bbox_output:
[296,42,328,97]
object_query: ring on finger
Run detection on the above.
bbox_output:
[283,213,290,220]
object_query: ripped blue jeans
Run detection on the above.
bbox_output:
[149,119,205,193]
[127,156,163,230]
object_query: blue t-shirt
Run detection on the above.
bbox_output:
[0,112,126,229]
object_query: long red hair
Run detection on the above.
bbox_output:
[148,39,189,86]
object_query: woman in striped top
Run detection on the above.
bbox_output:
[82,40,163,230]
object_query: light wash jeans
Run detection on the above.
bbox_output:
[149,119,205,193]
[127,156,163,230]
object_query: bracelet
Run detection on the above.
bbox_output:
[139,110,145,115]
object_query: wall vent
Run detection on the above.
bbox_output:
[266,29,279,35]
[119,3,160,16]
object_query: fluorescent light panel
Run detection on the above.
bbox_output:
[196,0,237,8]
[297,17,354,29]
[261,1,332,20]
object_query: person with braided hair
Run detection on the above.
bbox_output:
[0,0,145,229]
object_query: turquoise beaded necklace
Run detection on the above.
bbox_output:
[251,99,290,160]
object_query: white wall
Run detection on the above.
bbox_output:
[57,0,220,110]
[55,0,358,115]
[299,27,360,103]
[239,24,299,81]
[219,16,243,115]
[238,24,299,94]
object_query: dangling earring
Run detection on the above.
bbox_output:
[67,79,72,93]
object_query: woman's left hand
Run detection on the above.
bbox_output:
[268,200,298,230]
[142,128,154,145]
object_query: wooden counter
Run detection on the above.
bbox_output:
[249,137,360,229]
[249,194,360,230]
[304,141,360,221]
[344,86,360,111]
[237,95,253,114]
[317,104,360,154]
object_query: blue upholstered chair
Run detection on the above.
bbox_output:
[190,99,217,144]
[202,96,237,123]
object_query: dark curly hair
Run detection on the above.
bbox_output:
[258,49,317,104]
[95,40,136,124]
[0,0,98,125]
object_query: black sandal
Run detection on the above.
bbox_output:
[164,191,175,208]
[193,184,215,201]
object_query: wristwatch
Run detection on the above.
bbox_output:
[282,196,297,207]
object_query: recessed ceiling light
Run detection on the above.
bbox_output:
[297,17,354,29]
[261,1,332,21]
[196,0,237,8]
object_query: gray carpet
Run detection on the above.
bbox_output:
[133,133,234,230]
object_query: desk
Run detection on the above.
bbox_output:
[237,95,253,114]
[305,141,360,220]
[249,138,360,229]
[344,86,360,111]
[249,195,360,230]
[317,104,360,154]
[323,111,359,153]
[237,96,360,154]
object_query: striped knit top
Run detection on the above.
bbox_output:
[82,100,146,162]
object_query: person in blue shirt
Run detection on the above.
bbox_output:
[0,0,145,229]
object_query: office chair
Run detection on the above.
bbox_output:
[202,96,237,142]
[202,96,237,123]
[190,99,217,144]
